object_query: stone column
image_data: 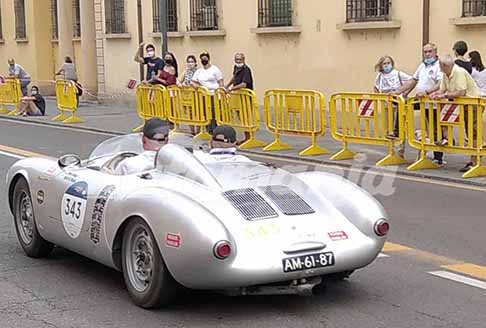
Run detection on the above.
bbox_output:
[80,0,98,95]
[58,0,74,61]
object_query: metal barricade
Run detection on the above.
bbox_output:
[263,89,328,156]
[407,97,486,178]
[167,86,213,140]
[214,88,267,149]
[330,93,407,166]
[133,84,168,132]
[54,80,85,124]
[0,79,22,115]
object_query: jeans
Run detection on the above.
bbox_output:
[425,106,443,161]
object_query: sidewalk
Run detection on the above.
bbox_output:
[3,99,486,186]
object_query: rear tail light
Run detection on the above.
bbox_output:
[374,219,390,237]
[213,241,232,260]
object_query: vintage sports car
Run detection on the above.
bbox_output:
[6,133,389,308]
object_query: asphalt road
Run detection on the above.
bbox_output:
[0,119,485,328]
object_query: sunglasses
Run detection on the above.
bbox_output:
[150,137,167,142]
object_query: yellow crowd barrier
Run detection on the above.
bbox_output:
[167,86,212,140]
[263,89,328,156]
[53,80,85,124]
[214,88,267,149]
[407,97,486,178]
[0,79,22,115]
[133,84,168,132]
[330,93,407,166]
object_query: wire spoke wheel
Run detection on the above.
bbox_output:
[126,225,155,292]
[16,191,35,245]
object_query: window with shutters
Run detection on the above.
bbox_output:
[105,0,126,34]
[258,0,293,27]
[51,0,58,39]
[14,0,27,39]
[462,0,486,17]
[190,0,218,31]
[153,0,178,32]
[346,0,391,22]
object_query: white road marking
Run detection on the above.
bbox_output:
[378,253,390,258]
[0,150,26,160]
[429,271,486,290]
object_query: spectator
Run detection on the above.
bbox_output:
[192,51,224,133]
[469,51,486,96]
[408,43,444,163]
[452,41,473,74]
[430,54,481,172]
[134,43,165,82]
[17,86,45,117]
[55,56,78,82]
[151,52,178,86]
[226,53,254,91]
[373,55,414,140]
[8,58,31,96]
[179,55,198,87]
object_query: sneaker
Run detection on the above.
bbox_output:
[459,162,474,173]
[432,158,447,166]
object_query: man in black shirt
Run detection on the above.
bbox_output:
[18,86,45,116]
[453,41,473,74]
[134,43,165,81]
[226,53,254,91]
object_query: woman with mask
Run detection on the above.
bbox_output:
[151,52,178,86]
[178,55,198,87]
[469,51,486,97]
[374,55,413,140]
[17,86,45,117]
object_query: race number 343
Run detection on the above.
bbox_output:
[61,181,88,239]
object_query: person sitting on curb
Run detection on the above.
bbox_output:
[115,118,170,175]
[17,86,45,117]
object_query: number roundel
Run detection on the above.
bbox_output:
[61,182,88,239]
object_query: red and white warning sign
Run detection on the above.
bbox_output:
[328,231,349,241]
[440,104,460,123]
[165,233,182,248]
[359,99,375,117]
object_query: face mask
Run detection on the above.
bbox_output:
[383,64,393,73]
[424,57,437,66]
[165,59,173,65]
[31,90,38,95]
[235,63,244,68]
[187,62,196,69]
[201,59,209,66]
[147,51,155,58]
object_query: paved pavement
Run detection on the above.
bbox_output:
[0,120,485,327]
[3,98,486,186]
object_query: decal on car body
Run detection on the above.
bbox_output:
[89,185,116,244]
[61,181,88,239]
[166,233,182,248]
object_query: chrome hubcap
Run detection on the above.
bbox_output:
[127,226,155,292]
[17,191,34,244]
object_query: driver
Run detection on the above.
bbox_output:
[115,118,170,175]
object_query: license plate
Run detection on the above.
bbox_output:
[282,252,335,273]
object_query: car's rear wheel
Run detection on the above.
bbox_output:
[121,218,176,308]
[12,177,53,258]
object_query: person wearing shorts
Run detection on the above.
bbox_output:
[18,86,45,117]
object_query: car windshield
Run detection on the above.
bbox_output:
[88,132,196,160]
[89,134,144,160]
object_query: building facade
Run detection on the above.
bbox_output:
[0,0,485,101]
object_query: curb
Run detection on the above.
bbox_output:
[1,114,485,188]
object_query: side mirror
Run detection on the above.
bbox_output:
[58,154,81,169]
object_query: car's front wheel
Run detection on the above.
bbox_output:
[121,218,177,308]
[12,177,54,258]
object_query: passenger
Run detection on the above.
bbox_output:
[195,125,251,163]
[115,118,169,175]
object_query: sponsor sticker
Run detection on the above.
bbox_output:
[36,190,45,204]
[61,182,88,239]
[89,185,116,245]
[127,79,137,90]
[165,233,182,248]
[328,231,349,241]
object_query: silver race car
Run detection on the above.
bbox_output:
[6,133,389,308]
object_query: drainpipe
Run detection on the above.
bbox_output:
[422,0,430,46]
[137,0,144,81]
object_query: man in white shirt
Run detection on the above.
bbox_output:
[116,118,170,175]
[192,51,224,133]
[195,125,251,163]
[407,43,444,163]
[8,58,32,96]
